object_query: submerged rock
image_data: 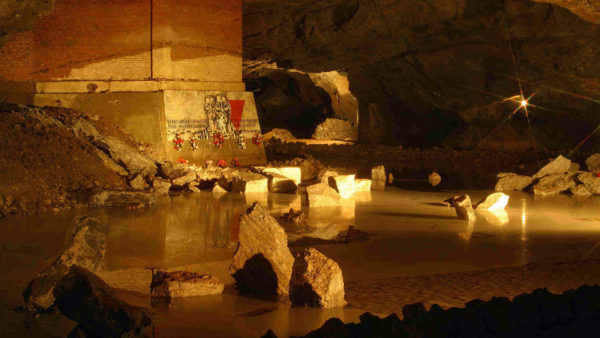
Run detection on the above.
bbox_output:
[229,203,294,295]
[452,195,476,221]
[151,271,224,298]
[495,173,534,191]
[476,192,509,210]
[428,172,442,187]
[371,165,386,191]
[23,216,107,312]
[53,266,152,338]
[90,191,156,208]
[289,248,345,308]
[533,172,578,196]
[532,155,572,179]
[307,183,342,207]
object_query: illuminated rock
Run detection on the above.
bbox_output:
[371,165,386,191]
[480,209,509,226]
[286,156,325,181]
[151,177,171,195]
[289,248,346,308]
[262,168,300,193]
[388,172,394,185]
[262,167,302,186]
[150,271,224,298]
[23,217,107,312]
[186,181,201,193]
[495,173,534,191]
[229,203,294,295]
[533,172,577,196]
[329,174,356,199]
[231,171,269,193]
[91,191,156,208]
[212,183,228,194]
[532,155,572,179]
[476,192,509,210]
[93,136,157,178]
[262,128,296,142]
[577,172,600,194]
[280,208,308,232]
[159,161,191,180]
[571,184,593,196]
[307,183,342,207]
[171,172,197,189]
[570,162,581,171]
[428,172,442,187]
[452,195,476,221]
[94,148,128,177]
[128,175,147,191]
[53,266,152,337]
[312,118,357,141]
[355,179,372,192]
[585,153,600,171]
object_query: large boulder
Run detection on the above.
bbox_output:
[585,153,600,171]
[533,172,578,196]
[329,174,356,199]
[151,177,171,195]
[150,271,224,298]
[307,183,342,207]
[229,203,294,295]
[289,248,346,308]
[53,266,152,338]
[312,118,357,141]
[476,192,509,210]
[452,195,476,221]
[90,191,156,208]
[23,216,107,312]
[371,165,386,191]
[93,136,157,178]
[158,161,191,180]
[532,155,572,179]
[571,184,593,196]
[355,179,372,192]
[262,167,302,186]
[577,172,600,194]
[171,172,198,189]
[495,173,534,191]
[231,171,269,193]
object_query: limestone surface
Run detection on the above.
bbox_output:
[229,203,294,295]
[532,155,572,179]
[371,165,386,191]
[307,183,342,207]
[151,271,224,298]
[151,177,171,195]
[577,172,600,194]
[476,192,509,210]
[453,195,476,221]
[585,153,600,171]
[231,171,269,193]
[495,173,534,191]
[289,248,346,308]
[571,184,593,196]
[533,172,578,196]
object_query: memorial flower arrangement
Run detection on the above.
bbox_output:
[252,133,262,146]
[213,133,224,149]
[190,137,199,151]
[231,158,241,167]
[172,133,184,151]
[177,158,188,165]
[216,159,228,168]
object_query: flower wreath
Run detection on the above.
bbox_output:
[231,158,241,167]
[190,137,199,151]
[172,133,184,151]
[216,159,228,168]
[252,133,262,146]
[213,133,224,149]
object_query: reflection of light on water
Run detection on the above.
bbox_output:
[520,198,529,265]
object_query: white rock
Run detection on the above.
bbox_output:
[329,174,355,199]
[307,183,342,207]
[355,179,372,192]
[476,192,509,210]
[532,155,572,179]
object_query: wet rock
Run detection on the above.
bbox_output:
[289,248,345,308]
[128,175,147,191]
[495,173,534,191]
[213,184,228,194]
[532,155,572,179]
[93,148,128,177]
[150,270,224,298]
[53,266,152,338]
[428,172,442,187]
[312,118,357,141]
[355,179,372,192]
[571,184,593,196]
[476,192,509,210]
[533,172,578,196]
[480,209,509,226]
[151,177,171,195]
[285,156,325,181]
[23,216,107,312]
[307,183,342,207]
[280,208,307,231]
[452,195,476,221]
[577,172,600,194]
[93,136,157,178]
[262,167,302,186]
[229,203,294,295]
[329,174,355,199]
[158,161,191,180]
[371,165,386,191]
[263,128,296,142]
[287,225,369,246]
[171,172,197,189]
[90,191,156,208]
[585,153,600,171]
[266,173,298,193]
[231,171,269,193]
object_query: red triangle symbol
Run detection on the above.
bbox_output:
[229,100,245,131]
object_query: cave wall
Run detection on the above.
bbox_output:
[244,0,600,150]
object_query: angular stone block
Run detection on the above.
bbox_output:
[355,179,372,192]
[231,172,269,193]
[453,195,476,221]
[476,192,509,210]
[307,183,341,207]
[495,173,534,191]
[329,174,355,199]
[371,165,386,191]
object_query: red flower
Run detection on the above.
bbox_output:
[216,159,228,168]
[231,158,241,167]
[252,133,262,146]
[177,158,188,165]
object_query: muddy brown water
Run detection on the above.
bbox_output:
[2,189,600,337]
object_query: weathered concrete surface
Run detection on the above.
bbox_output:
[151,271,224,298]
[229,203,294,295]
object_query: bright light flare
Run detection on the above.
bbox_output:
[520,99,528,107]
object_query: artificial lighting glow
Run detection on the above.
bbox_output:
[520,99,528,107]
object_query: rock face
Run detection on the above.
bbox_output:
[533,172,578,196]
[90,191,156,208]
[476,192,509,210]
[532,155,572,179]
[452,195,476,221]
[571,184,593,196]
[312,118,357,141]
[151,271,224,298]
[93,136,157,178]
[371,165,386,191]
[289,248,345,308]
[151,177,171,195]
[128,175,147,191]
[23,216,107,312]
[495,173,534,191]
[307,183,342,207]
[229,203,294,295]
[53,266,152,338]
[585,153,600,171]
[577,172,600,194]
[263,128,296,142]
[428,172,442,187]
[329,174,355,199]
